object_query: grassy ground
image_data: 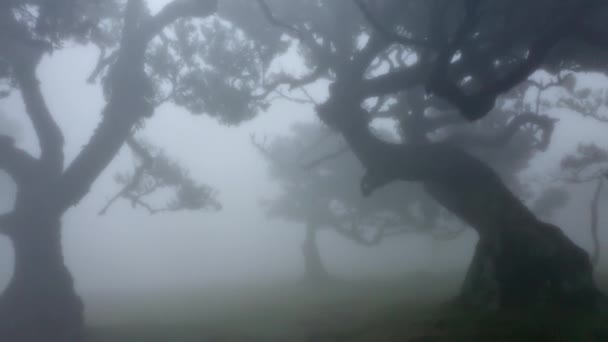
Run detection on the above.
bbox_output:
[86,271,608,341]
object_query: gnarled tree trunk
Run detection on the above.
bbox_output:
[0,212,84,342]
[424,162,602,311]
[318,89,606,311]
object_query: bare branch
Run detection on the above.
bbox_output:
[268,88,317,105]
[1,10,64,175]
[255,67,327,101]
[333,215,413,247]
[302,145,350,170]
[98,137,153,215]
[87,47,118,84]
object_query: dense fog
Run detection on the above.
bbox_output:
[1,0,608,340]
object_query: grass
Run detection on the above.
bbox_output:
[85,271,608,341]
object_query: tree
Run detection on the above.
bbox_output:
[254,77,556,282]
[224,0,608,314]
[0,1,274,340]
[253,122,457,282]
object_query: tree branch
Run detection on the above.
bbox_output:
[427,2,598,121]
[0,135,38,186]
[361,63,432,97]
[333,215,412,247]
[302,145,350,170]
[12,65,65,176]
[0,12,64,176]
[57,0,218,212]
[98,137,153,215]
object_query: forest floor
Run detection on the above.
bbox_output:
[86,271,608,342]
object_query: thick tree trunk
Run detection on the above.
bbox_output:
[424,161,605,311]
[457,224,599,310]
[301,224,330,283]
[0,214,84,342]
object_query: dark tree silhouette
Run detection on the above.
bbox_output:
[0,1,275,340]
[223,0,608,314]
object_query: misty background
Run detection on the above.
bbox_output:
[0,0,607,325]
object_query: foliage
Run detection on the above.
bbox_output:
[101,138,221,215]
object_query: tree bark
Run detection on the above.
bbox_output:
[301,223,329,283]
[0,213,84,342]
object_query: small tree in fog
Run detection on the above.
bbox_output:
[551,76,608,266]
[253,122,457,281]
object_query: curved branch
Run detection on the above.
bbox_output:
[12,65,64,176]
[257,67,328,101]
[302,145,349,170]
[98,137,153,215]
[87,48,118,84]
[2,10,63,175]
